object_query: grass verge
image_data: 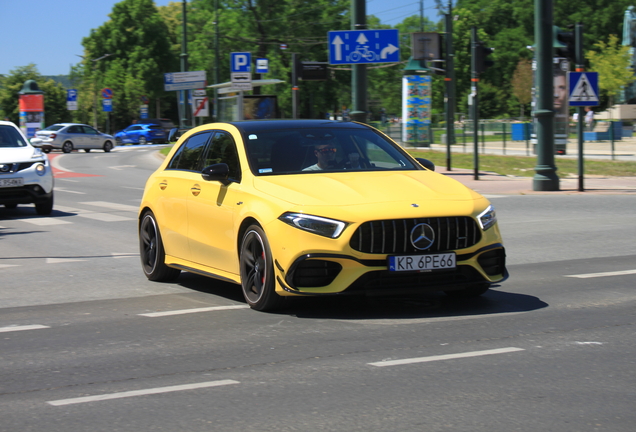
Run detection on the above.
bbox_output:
[409,150,636,177]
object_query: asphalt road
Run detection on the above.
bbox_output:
[1,146,635,432]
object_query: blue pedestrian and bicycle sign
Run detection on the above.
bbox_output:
[328,29,400,65]
[568,72,599,106]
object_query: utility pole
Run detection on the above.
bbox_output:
[349,0,367,123]
[444,2,455,171]
[532,0,559,191]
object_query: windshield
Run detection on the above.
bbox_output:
[244,127,418,175]
[0,125,29,148]
[43,125,65,131]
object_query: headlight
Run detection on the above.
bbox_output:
[279,212,347,239]
[35,163,47,176]
[477,205,497,231]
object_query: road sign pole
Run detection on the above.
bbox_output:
[445,8,455,171]
[575,22,585,192]
[532,0,560,191]
[471,27,480,181]
[180,0,190,129]
[350,0,367,123]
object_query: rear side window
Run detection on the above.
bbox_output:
[168,132,212,171]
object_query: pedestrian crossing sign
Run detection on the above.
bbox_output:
[568,72,599,106]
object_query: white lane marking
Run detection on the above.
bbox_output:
[575,341,603,345]
[80,201,139,212]
[0,325,50,333]
[14,218,71,226]
[0,264,20,268]
[77,213,133,222]
[47,379,240,406]
[53,188,86,195]
[53,205,93,214]
[565,269,636,279]
[47,258,87,264]
[139,305,250,317]
[369,347,525,367]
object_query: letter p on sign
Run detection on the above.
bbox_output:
[231,52,251,73]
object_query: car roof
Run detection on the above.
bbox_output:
[227,119,370,134]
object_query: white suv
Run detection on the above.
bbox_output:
[0,121,54,215]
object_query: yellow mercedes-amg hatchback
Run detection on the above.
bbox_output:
[139,120,507,311]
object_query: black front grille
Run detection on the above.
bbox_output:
[350,217,481,254]
[345,266,486,293]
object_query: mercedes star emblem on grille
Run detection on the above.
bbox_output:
[410,223,435,250]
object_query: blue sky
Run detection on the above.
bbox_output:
[0,0,440,77]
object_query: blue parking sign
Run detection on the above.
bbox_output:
[231,52,251,73]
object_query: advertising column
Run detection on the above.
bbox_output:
[18,80,45,139]
[402,75,432,146]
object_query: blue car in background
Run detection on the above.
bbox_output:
[114,124,167,145]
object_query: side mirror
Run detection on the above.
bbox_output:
[201,163,231,185]
[415,158,435,171]
[168,128,180,142]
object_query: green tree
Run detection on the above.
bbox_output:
[77,0,177,131]
[587,34,635,108]
[510,58,533,119]
[0,65,71,126]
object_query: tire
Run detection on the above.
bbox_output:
[35,192,54,216]
[4,203,18,209]
[42,148,51,154]
[239,225,283,311]
[139,210,181,281]
[84,149,91,153]
[138,136,147,145]
[62,141,73,153]
[103,141,113,152]
[444,283,490,298]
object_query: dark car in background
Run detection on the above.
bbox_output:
[114,124,167,145]
[138,118,176,134]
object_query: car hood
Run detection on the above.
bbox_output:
[1,146,44,163]
[252,170,483,207]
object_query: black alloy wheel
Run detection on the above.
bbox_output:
[139,210,181,281]
[239,225,283,311]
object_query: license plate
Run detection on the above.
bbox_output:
[0,177,24,188]
[388,252,456,272]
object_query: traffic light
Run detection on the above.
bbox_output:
[554,26,575,60]
[474,42,494,74]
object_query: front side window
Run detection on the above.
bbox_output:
[0,125,28,148]
[202,132,241,182]
[167,132,212,171]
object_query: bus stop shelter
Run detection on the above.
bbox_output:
[208,79,284,121]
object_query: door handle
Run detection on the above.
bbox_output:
[191,184,201,196]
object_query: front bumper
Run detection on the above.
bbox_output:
[267,219,507,297]
[0,159,54,205]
